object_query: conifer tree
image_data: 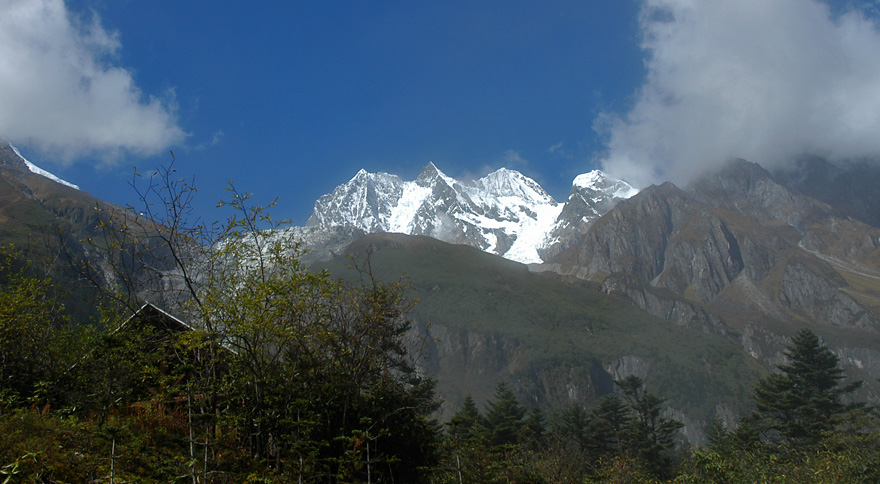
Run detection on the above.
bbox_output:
[586,393,631,458]
[522,406,546,451]
[550,403,592,451]
[483,381,527,447]
[616,375,683,476]
[751,328,861,448]
[705,414,730,452]
[448,394,482,441]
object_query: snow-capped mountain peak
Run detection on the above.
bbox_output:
[573,169,638,199]
[416,161,457,188]
[306,163,637,264]
[573,170,603,187]
[1,142,80,190]
[536,170,639,260]
[478,168,555,204]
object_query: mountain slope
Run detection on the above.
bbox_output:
[546,158,880,402]
[540,170,641,260]
[0,140,108,250]
[772,155,880,229]
[0,141,115,321]
[314,232,766,443]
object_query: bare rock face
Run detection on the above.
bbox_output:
[654,212,745,302]
[546,158,880,408]
[539,171,639,260]
[554,158,880,329]
[773,155,880,229]
[601,273,728,333]
[778,261,878,330]
[413,321,613,422]
[555,182,687,280]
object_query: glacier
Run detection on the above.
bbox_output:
[305,162,638,264]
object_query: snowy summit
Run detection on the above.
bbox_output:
[307,164,638,264]
[9,144,80,190]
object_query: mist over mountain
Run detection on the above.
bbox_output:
[599,0,880,189]
[771,155,880,228]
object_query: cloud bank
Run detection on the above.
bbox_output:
[0,0,185,163]
[599,0,880,188]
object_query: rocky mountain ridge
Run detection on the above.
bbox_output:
[543,159,880,406]
[4,139,880,443]
[303,162,638,263]
[0,140,108,241]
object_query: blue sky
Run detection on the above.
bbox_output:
[3,0,880,224]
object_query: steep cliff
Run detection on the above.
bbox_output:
[544,159,880,409]
[314,233,767,443]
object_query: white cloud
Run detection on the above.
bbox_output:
[598,0,880,188]
[502,149,529,168]
[547,141,574,159]
[0,0,186,163]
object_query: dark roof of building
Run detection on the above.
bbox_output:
[115,302,196,334]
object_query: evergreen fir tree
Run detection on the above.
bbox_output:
[616,375,683,477]
[751,328,861,448]
[706,414,730,452]
[586,393,631,457]
[523,406,546,450]
[483,381,527,447]
[550,403,592,451]
[448,394,482,441]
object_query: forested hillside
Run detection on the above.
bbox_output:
[2,170,879,482]
[2,238,879,482]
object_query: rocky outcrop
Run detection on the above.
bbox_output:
[275,225,367,265]
[413,321,613,421]
[690,159,826,227]
[546,158,880,419]
[554,182,687,280]
[540,172,639,260]
[601,273,728,332]
[773,155,880,229]
[654,212,745,302]
[778,261,877,329]
[556,177,783,305]
[554,159,880,329]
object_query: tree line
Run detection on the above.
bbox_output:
[2,163,879,482]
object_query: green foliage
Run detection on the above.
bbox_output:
[585,393,630,459]
[749,329,862,449]
[177,190,443,482]
[448,394,481,441]
[673,329,880,484]
[483,382,528,448]
[315,234,766,425]
[6,160,880,483]
[585,456,663,484]
[433,383,547,483]
[705,414,730,452]
[616,375,684,476]
[0,245,81,407]
[676,438,880,484]
[549,401,592,451]
[1,164,442,483]
[540,377,684,480]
